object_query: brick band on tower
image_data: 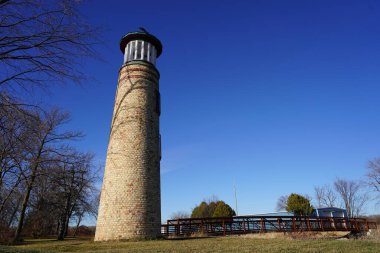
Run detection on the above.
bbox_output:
[95,30,163,241]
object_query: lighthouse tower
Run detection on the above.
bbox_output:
[95,30,163,241]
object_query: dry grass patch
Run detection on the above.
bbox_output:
[366,228,380,240]
[241,231,349,240]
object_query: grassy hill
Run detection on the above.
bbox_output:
[0,233,379,253]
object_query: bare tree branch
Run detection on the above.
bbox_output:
[314,184,337,208]
[0,0,100,92]
[367,157,380,193]
[275,195,288,212]
[334,178,368,218]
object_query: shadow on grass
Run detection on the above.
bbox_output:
[164,236,216,241]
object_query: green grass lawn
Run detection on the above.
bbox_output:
[0,236,379,253]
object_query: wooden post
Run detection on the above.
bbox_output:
[332,218,336,231]
[261,218,266,233]
[277,218,282,232]
[176,219,180,236]
[320,219,324,231]
[306,217,311,231]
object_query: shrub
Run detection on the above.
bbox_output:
[286,193,313,215]
[191,200,235,218]
[213,201,236,217]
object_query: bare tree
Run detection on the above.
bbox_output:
[13,108,82,242]
[0,0,99,91]
[52,151,98,240]
[71,192,99,237]
[0,1,101,241]
[169,211,190,220]
[23,172,60,237]
[14,150,99,240]
[367,157,380,200]
[0,94,32,227]
[275,195,288,212]
[314,185,337,208]
[334,178,368,218]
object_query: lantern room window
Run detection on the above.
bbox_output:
[123,40,157,65]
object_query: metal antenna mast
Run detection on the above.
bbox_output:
[234,182,238,216]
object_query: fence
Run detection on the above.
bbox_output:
[162,215,377,237]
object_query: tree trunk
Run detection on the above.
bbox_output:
[13,177,34,243]
[7,198,21,228]
[73,213,83,237]
[57,217,66,240]
[12,154,41,243]
[64,214,70,237]
[56,220,60,235]
[0,176,22,215]
[57,194,71,240]
[64,203,76,237]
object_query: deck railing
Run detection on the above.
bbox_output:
[161,215,377,237]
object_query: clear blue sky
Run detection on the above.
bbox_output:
[38,0,380,221]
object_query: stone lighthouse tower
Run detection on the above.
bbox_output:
[95,30,163,241]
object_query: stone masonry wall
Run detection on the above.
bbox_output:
[95,62,161,241]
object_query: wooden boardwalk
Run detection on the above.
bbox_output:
[162,215,377,237]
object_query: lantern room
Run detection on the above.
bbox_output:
[120,31,163,66]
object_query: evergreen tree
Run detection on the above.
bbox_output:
[191,200,235,218]
[286,193,313,215]
[212,201,236,217]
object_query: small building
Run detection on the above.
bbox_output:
[311,207,347,218]
[254,207,348,218]
[253,211,294,217]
